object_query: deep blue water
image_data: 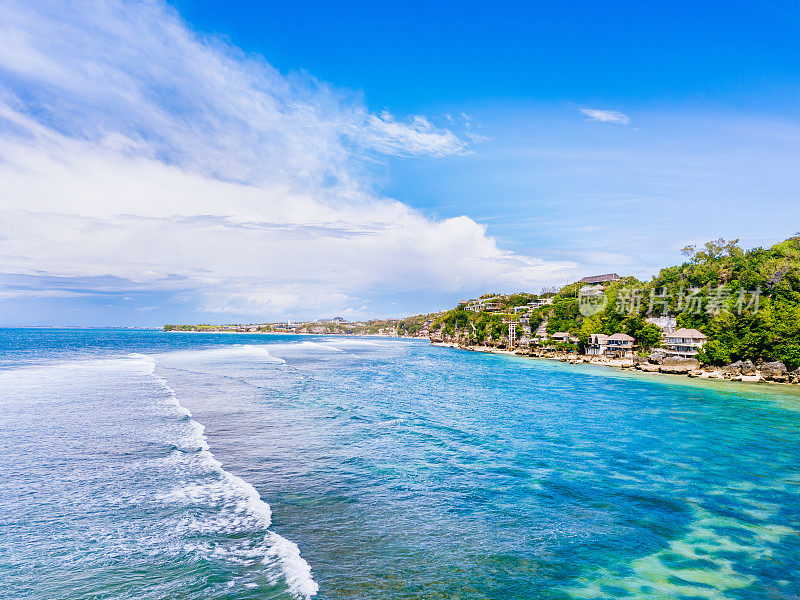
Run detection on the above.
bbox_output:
[1,328,799,599]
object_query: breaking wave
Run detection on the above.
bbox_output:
[131,353,318,598]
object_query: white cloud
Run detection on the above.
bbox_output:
[0,0,575,318]
[464,132,491,143]
[361,111,468,156]
[579,108,631,124]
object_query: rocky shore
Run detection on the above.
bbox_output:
[630,353,797,383]
[431,342,800,386]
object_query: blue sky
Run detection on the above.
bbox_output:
[175,0,799,110]
[0,0,798,326]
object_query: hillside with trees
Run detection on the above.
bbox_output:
[430,235,800,369]
[431,293,546,345]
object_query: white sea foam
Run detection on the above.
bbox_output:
[238,345,288,363]
[0,354,156,381]
[319,338,387,348]
[264,532,321,598]
[146,346,287,364]
[133,352,319,598]
[3,352,319,597]
[294,341,344,352]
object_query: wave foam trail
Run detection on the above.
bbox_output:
[143,346,287,364]
[239,345,287,363]
[264,533,320,598]
[296,341,344,352]
[319,339,387,348]
[133,353,319,598]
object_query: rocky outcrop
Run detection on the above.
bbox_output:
[429,329,473,346]
[721,362,740,376]
[634,355,699,373]
[740,360,757,376]
[760,361,788,382]
[430,334,800,387]
[721,360,756,377]
[658,357,700,374]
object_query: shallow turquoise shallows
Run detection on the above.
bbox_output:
[1,328,799,600]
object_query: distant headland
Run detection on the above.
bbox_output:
[164,313,439,338]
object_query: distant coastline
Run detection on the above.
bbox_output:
[166,329,426,339]
[163,312,439,338]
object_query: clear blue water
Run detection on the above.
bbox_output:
[1,328,799,599]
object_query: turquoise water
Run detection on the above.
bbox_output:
[1,329,799,599]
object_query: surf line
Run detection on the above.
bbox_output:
[130,352,319,599]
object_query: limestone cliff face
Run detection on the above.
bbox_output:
[429,329,468,345]
[429,328,510,349]
[429,329,444,343]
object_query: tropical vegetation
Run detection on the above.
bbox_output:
[432,235,800,369]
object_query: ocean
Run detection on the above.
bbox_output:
[1,328,799,599]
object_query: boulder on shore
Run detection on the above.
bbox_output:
[722,361,741,376]
[722,360,757,377]
[760,361,788,382]
[659,357,700,374]
[740,360,757,376]
[648,351,666,364]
